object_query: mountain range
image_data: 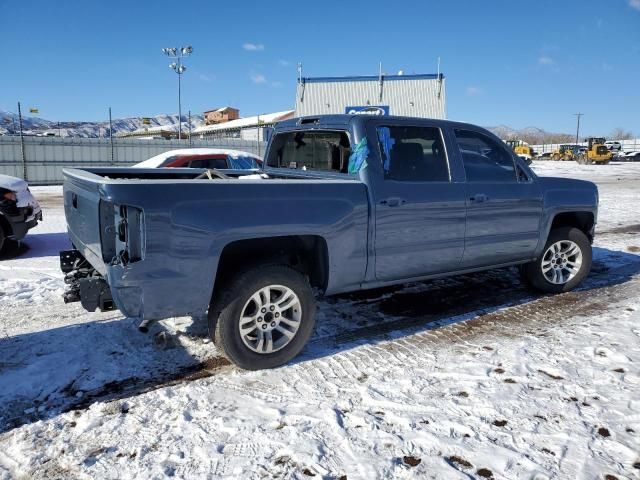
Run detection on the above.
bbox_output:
[0,110,573,144]
[487,125,575,145]
[0,110,204,138]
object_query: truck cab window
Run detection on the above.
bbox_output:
[454,129,517,182]
[189,158,228,169]
[377,126,450,182]
[267,131,351,172]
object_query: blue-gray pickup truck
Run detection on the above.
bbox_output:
[60,115,598,369]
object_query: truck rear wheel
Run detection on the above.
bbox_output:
[209,265,316,370]
[522,227,592,293]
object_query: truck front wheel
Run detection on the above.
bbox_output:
[522,227,592,293]
[209,265,316,370]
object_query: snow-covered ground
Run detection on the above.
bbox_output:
[1,162,640,479]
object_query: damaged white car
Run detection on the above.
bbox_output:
[0,174,42,254]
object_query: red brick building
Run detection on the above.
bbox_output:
[203,107,240,125]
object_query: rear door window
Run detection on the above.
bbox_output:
[377,125,450,182]
[454,129,517,182]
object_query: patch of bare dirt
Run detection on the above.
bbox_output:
[402,456,421,467]
[538,369,564,380]
[477,467,494,478]
[447,455,472,469]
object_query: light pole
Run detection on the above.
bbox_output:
[162,46,193,140]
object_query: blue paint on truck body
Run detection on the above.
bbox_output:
[62,115,598,322]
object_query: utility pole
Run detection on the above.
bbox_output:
[109,107,114,165]
[574,113,583,145]
[17,102,26,180]
[188,109,192,146]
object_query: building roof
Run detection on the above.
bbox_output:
[203,106,239,114]
[192,110,295,134]
[301,73,444,83]
[117,124,181,137]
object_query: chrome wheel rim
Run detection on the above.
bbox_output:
[541,240,583,285]
[239,284,302,354]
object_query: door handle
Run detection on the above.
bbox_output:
[380,197,406,207]
[469,194,488,203]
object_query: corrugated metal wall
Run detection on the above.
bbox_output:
[295,75,446,119]
[0,136,267,184]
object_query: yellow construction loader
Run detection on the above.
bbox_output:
[506,140,535,163]
[576,137,613,165]
[551,145,577,161]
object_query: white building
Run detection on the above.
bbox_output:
[294,73,446,119]
[191,110,295,140]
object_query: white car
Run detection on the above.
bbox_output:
[620,151,640,161]
[604,141,622,151]
[133,148,263,169]
[0,174,42,254]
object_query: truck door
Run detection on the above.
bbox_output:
[451,128,543,268]
[367,121,467,281]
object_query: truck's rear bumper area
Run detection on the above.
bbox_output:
[59,249,208,321]
[60,250,116,313]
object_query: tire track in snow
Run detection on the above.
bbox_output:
[2,260,638,431]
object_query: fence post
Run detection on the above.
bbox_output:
[109,107,114,165]
[18,102,27,181]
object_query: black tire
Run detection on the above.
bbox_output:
[208,264,316,370]
[522,227,592,293]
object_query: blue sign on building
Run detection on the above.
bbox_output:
[345,105,390,116]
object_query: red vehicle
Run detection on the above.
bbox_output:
[133,148,263,170]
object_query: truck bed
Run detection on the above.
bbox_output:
[62,167,369,320]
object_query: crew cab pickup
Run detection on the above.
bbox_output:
[60,115,598,369]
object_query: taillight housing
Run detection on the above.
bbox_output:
[115,204,145,265]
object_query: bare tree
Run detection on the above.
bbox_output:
[609,127,634,140]
[544,133,574,144]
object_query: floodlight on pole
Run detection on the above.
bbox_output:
[162,45,193,140]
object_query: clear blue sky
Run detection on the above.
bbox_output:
[1,0,639,135]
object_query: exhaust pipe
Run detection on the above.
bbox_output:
[138,319,154,333]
